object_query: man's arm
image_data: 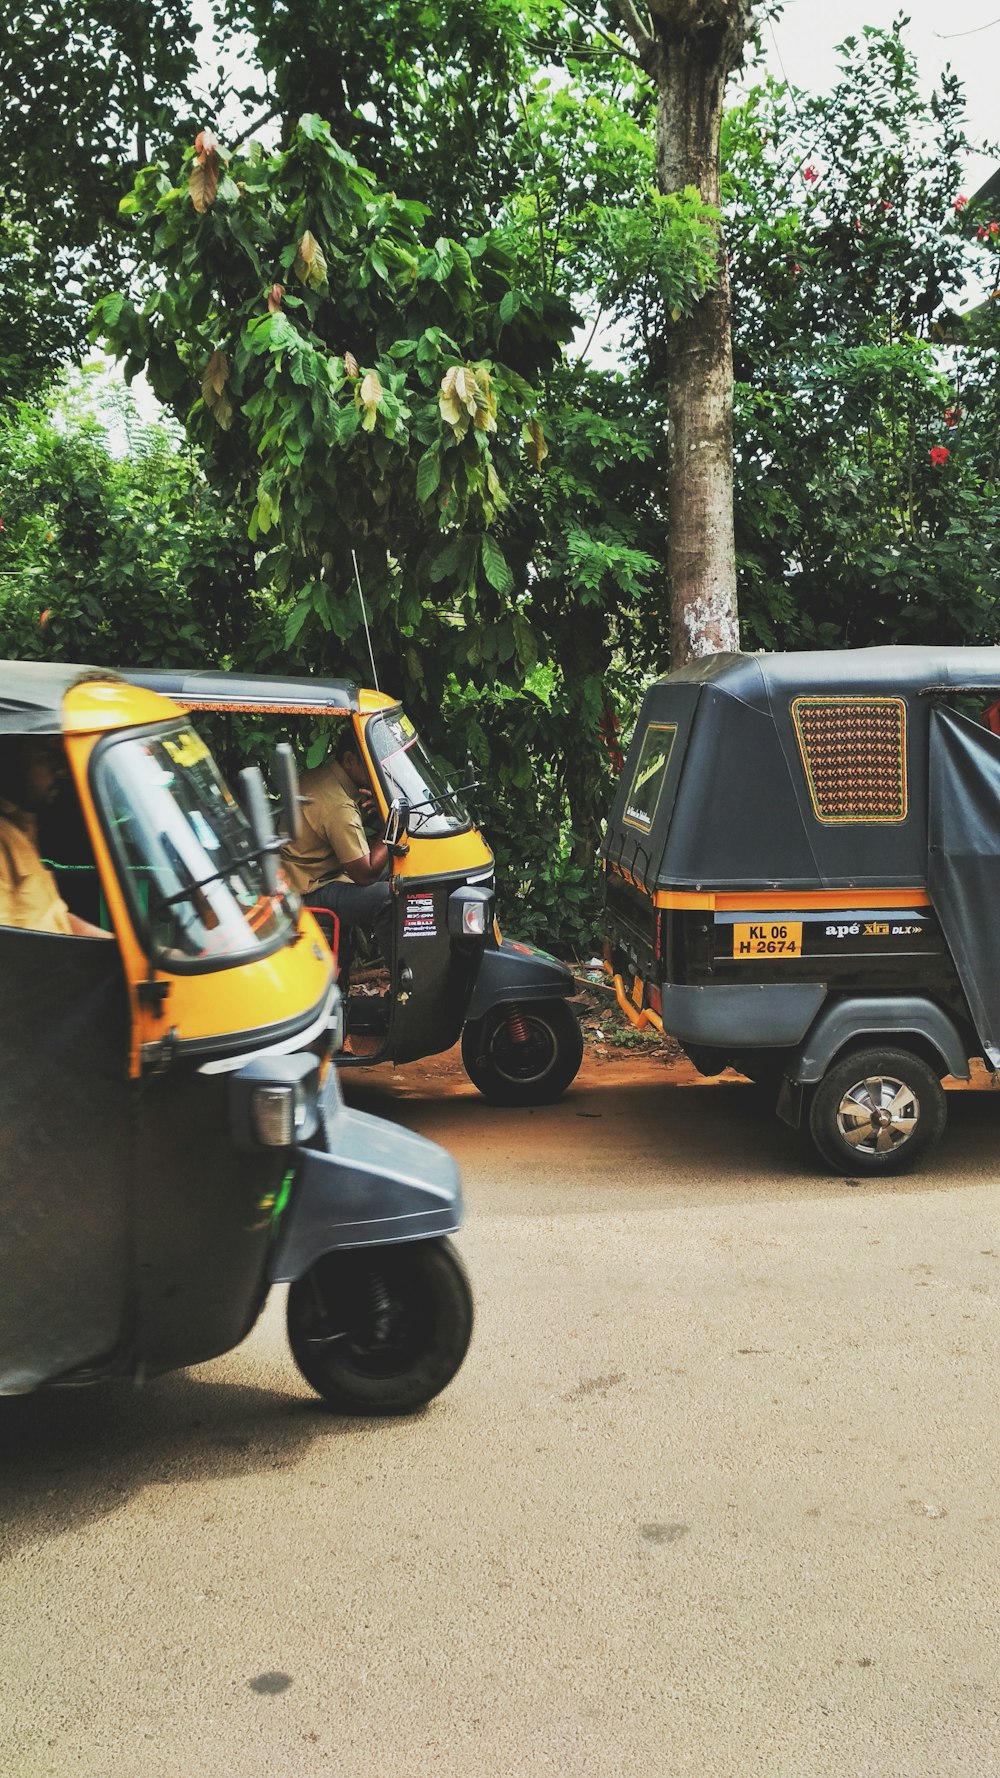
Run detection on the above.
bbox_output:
[339,837,388,886]
[67,910,113,938]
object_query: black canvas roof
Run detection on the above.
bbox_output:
[660,645,1000,701]
[128,669,361,714]
[0,661,115,735]
[604,646,1000,894]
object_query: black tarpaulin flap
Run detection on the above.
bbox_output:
[0,932,133,1390]
[928,705,1000,1066]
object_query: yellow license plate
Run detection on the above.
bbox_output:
[732,920,802,959]
[631,972,644,1007]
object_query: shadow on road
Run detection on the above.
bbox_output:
[0,1365,351,1562]
[342,1057,1000,1207]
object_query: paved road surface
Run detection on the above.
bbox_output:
[2,1053,999,1777]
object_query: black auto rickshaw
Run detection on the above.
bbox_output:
[602,646,1000,1177]
[126,669,584,1105]
[0,662,471,1412]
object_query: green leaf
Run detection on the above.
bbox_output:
[416,447,441,503]
[480,534,514,596]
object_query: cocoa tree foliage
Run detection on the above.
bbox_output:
[97,113,573,679]
[94,75,712,948]
[0,0,208,371]
[215,0,548,232]
[723,23,1000,650]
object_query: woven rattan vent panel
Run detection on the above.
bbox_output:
[791,696,907,824]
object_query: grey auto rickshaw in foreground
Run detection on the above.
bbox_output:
[602,646,1000,1177]
[0,663,471,1412]
[127,669,584,1105]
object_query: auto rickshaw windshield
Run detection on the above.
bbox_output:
[93,721,295,965]
[366,710,470,836]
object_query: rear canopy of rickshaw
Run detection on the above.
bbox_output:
[601,646,1000,896]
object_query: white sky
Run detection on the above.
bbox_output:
[761,1,998,190]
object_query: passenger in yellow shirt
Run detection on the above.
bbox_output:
[0,735,109,937]
[281,728,391,959]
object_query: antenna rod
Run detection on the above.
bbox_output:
[351,549,381,694]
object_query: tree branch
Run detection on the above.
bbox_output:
[229,106,282,153]
[612,0,656,61]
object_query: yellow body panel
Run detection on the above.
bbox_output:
[62,685,333,1076]
[393,828,494,880]
[63,678,188,735]
[357,687,398,715]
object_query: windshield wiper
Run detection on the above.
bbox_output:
[152,832,282,911]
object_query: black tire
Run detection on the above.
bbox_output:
[808,1045,947,1178]
[461,999,584,1106]
[286,1238,473,1415]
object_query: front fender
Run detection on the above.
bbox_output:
[269,1081,463,1280]
[466,938,575,1022]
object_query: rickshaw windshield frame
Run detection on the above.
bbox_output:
[363,706,472,838]
[89,718,297,975]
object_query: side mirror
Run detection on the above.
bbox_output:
[239,765,280,895]
[274,742,302,845]
[384,796,410,858]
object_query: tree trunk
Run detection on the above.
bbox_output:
[615,0,754,665]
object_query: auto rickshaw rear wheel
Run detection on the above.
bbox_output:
[807,1045,947,1178]
[461,999,584,1106]
[286,1237,473,1415]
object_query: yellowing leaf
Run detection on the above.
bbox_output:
[473,366,498,433]
[201,350,233,428]
[439,364,482,438]
[194,127,220,164]
[356,369,384,431]
[189,158,219,213]
[294,230,328,288]
[344,350,360,380]
[267,282,284,314]
[522,417,548,469]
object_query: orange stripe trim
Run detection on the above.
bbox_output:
[648,887,932,911]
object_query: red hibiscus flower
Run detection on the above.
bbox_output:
[802,164,818,184]
[954,195,968,212]
[929,446,950,466]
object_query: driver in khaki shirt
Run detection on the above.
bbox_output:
[281,727,391,958]
[0,736,108,937]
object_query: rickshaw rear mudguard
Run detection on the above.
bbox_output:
[784,994,971,1086]
[465,937,575,1022]
[269,1097,463,1279]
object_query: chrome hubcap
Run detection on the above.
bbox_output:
[836,1074,919,1156]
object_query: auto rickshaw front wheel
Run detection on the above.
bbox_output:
[286,1238,473,1415]
[461,999,584,1106]
[807,1046,948,1178]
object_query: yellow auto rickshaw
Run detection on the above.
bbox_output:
[0,662,472,1413]
[128,668,584,1105]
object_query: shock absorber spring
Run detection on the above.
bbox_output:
[504,1005,530,1044]
[367,1269,395,1345]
